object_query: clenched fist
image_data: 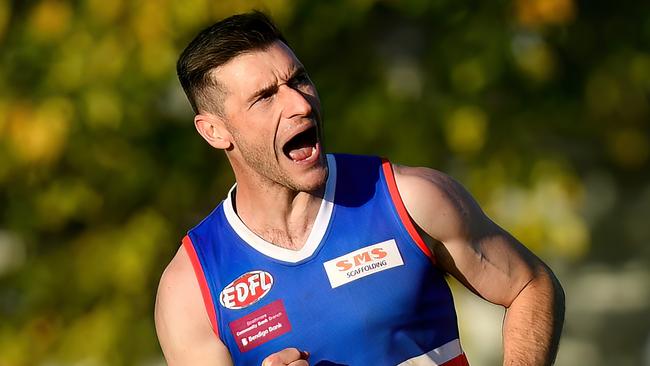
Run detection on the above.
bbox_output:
[262,348,310,366]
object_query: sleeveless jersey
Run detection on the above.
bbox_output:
[183,154,469,366]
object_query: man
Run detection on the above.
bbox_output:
[155,11,565,366]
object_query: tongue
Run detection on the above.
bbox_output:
[288,147,313,161]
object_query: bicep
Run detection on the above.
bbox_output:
[434,218,542,307]
[394,165,546,307]
[155,248,233,366]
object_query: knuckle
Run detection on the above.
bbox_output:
[262,347,304,366]
[262,355,280,366]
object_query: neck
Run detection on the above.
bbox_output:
[232,176,326,251]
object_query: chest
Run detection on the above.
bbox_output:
[212,228,455,365]
[190,154,462,364]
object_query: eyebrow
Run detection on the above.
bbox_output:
[248,82,277,105]
[247,66,307,106]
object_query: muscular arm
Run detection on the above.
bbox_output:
[155,247,309,366]
[393,165,565,366]
[155,246,233,366]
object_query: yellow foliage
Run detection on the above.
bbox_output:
[25,315,61,359]
[36,180,103,229]
[585,72,622,118]
[211,0,296,24]
[0,2,645,364]
[487,160,589,260]
[132,0,170,44]
[112,210,170,293]
[444,106,488,154]
[7,98,73,164]
[608,128,650,168]
[139,41,176,79]
[0,230,26,276]
[512,35,556,82]
[515,0,576,28]
[83,89,123,129]
[86,34,128,81]
[385,60,423,99]
[46,32,92,91]
[0,325,29,365]
[84,0,124,25]
[548,214,589,258]
[451,59,487,94]
[0,1,10,41]
[73,210,171,296]
[629,53,650,89]
[56,305,120,363]
[0,100,7,137]
[29,0,73,41]
[170,0,212,31]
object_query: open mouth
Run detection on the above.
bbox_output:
[282,125,319,162]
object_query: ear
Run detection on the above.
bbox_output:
[194,113,233,150]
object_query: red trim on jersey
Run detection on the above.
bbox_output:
[182,235,219,338]
[381,159,436,265]
[442,353,470,366]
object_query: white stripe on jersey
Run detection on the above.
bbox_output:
[397,339,463,366]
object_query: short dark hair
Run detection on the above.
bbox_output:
[177,11,289,115]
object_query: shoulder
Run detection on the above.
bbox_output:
[391,164,471,207]
[390,164,489,242]
[155,244,209,342]
[155,243,230,365]
[156,244,200,313]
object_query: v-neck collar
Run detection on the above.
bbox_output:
[222,154,337,263]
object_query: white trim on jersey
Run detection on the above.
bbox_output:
[223,154,337,263]
[397,339,464,366]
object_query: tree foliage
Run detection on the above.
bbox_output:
[0,0,648,365]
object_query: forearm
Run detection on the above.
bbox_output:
[502,267,565,366]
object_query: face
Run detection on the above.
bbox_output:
[211,41,327,192]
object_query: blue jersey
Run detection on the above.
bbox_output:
[183,154,469,366]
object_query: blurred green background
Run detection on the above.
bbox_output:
[0,0,649,365]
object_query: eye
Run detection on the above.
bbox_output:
[289,72,311,88]
[254,90,275,105]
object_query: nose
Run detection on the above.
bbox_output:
[280,84,313,119]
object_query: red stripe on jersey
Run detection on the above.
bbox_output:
[442,353,470,366]
[381,159,436,265]
[182,235,219,338]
